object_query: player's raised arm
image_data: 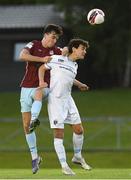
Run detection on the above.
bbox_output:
[19,49,52,63]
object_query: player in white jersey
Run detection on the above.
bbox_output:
[37,39,91,175]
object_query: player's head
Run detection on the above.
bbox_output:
[42,24,63,47]
[68,39,89,60]
[44,24,63,36]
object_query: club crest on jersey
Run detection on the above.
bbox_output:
[58,59,64,62]
[49,50,54,55]
[54,120,58,125]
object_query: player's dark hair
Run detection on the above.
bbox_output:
[43,24,63,36]
[68,39,89,54]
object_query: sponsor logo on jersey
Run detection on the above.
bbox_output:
[58,59,64,62]
[54,120,58,125]
[59,66,76,75]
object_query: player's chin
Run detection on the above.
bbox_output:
[48,42,55,47]
[80,55,85,59]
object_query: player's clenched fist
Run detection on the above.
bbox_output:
[78,84,89,91]
[39,81,48,88]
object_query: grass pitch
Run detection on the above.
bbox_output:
[1,152,131,179]
[0,89,131,179]
[0,168,131,179]
[0,88,131,118]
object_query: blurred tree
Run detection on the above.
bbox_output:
[123,1,131,87]
[54,0,131,88]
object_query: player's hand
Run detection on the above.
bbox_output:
[42,56,52,63]
[39,81,48,88]
[78,84,89,91]
[62,47,68,56]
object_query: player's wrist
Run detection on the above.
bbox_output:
[78,83,83,88]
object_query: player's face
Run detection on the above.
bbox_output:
[44,31,59,47]
[75,45,87,59]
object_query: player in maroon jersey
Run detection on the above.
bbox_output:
[19,24,63,174]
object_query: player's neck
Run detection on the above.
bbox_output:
[68,54,78,61]
[41,39,48,48]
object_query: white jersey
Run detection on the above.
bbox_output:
[45,55,81,129]
[45,55,78,98]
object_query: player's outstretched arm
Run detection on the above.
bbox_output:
[73,79,89,91]
[19,49,52,63]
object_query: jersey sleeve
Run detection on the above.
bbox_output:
[44,55,59,69]
[23,40,36,53]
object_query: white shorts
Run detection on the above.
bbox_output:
[48,95,81,129]
[20,87,50,112]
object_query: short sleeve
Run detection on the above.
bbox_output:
[44,63,52,70]
[44,55,58,69]
[23,41,36,53]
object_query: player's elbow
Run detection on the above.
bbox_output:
[19,52,24,61]
[40,64,46,71]
[19,49,29,61]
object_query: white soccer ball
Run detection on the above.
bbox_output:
[87,8,105,25]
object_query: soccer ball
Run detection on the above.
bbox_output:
[87,8,105,25]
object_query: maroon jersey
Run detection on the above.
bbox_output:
[20,40,61,87]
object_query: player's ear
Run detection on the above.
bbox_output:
[72,47,76,52]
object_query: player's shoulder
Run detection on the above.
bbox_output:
[24,40,40,49]
[52,55,67,62]
[31,40,41,46]
[52,54,63,58]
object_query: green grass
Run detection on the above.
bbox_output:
[0,168,131,179]
[73,88,131,117]
[0,88,131,118]
[1,88,131,152]
[1,119,131,151]
[1,152,131,169]
[0,152,131,179]
[1,88,131,178]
